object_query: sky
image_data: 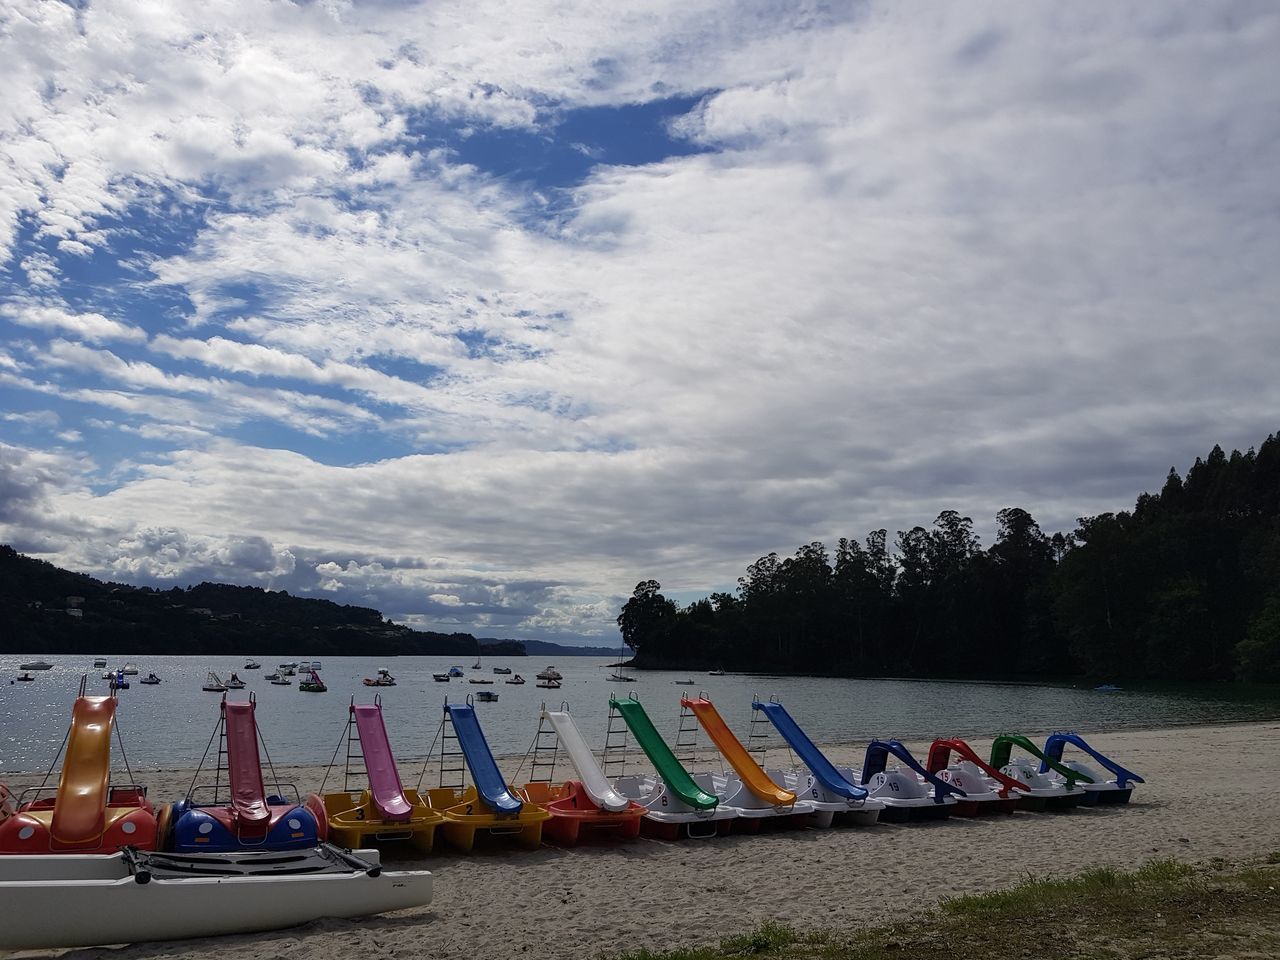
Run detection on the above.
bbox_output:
[2,1,1279,645]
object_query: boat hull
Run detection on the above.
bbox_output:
[0,850,432,950]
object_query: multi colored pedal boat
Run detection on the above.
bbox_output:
[0,678,157,854]
[518,703,646,845]
[926,738,1028,815]
[426,697,549,852]
[752,697,883,827]
[859,739,966,822]
[679,694,813,832]
[607,694,738,839]
[990,734,1092,810]
[167,694,321,852]
[307,697,443,852]
[1040,732,1143,804]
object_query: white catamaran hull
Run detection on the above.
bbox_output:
[0,849,432,950]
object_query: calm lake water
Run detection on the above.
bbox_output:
[2,654,1278,774]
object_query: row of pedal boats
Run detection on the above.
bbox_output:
[0,682,1142,950]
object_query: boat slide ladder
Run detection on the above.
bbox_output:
[434,697,468,793]
[747,694,788,770]
[316,695,378,797]
[514,702,565,785]
[600,699,630,779]
[676,694,725,775]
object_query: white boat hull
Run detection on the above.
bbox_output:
[0,849,432,950]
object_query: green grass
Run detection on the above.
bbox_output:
[607,856,1280,960]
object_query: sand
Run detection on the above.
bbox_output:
[3,720,1279,960]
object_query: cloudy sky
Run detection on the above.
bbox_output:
[2,1,1278,644]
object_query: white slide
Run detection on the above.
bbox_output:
[544,708,631,812]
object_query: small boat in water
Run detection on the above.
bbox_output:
[608,672,637,682]
[299,669,327,693]
[202,672,227,692]
[473,690,499,702]
[432,673,451,682]
[15,673,35,682]
[447,666,464,677]
[139,673,162,685]
[121,664,138,675]
[492,666,512,674]
[671,679,696,685]
[535,666,562,680]
[535,678,561,689]
[18,661,53,671]
[0,844,433,951]
[363,668,396,687]
[708,668,726,676]
[225,673,246,689]
[93,658,108,668]
[243,661,261,670]
[505,674,525,685]
[270,675,293,686]
[468,678,494,685]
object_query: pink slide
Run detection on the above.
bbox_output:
[223,700,269,827]
[351,703,412,822]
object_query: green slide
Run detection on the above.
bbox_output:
[990,734,1094,789]
[610,696,718,810]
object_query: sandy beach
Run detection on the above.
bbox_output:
[3,720,1279,960]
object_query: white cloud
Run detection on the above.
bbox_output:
[2,2,1279,641]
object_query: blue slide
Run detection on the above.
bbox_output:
[1040,732,1144,788]
[445,702,522,814]
[862,739,967,802]
[753,699,867,801]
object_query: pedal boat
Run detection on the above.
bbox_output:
[698,770,813,834]
[1040,732,1144,804]
[991,735,1092,810]
[308,789,442,854]
[780,767,885,827]
[427,785,549,852]
[612,774,738,840]
[926,738,1028,816]
[859,739,965,823]
[519,780,646,845]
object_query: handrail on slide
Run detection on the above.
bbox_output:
[752,698,868,801]
[50,695,116,844]
[222,697,270,826]
[444,700,523,814]
[1040,732,1144,788]
[541,705,631,812]
[351,701,412,821]
[989,734,1094,789]
[609,695,718,810]
[926,738,1027,797]
[682,696,795,805]
[861,739,967,803]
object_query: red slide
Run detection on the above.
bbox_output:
[223,700,270,828]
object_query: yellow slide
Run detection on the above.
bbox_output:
[681,696,796,806]
[50,697,116,846]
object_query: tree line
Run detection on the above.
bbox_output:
[617,433,1280,683]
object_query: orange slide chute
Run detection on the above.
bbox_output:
[50,697,116,846]
[681,696,796,805]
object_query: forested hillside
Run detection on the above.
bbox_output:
[618,434,1280,682]
[0,547,524,657]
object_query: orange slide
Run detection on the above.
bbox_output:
[0,687,156,855]
[681,696,796,805]
[50,697,116,845]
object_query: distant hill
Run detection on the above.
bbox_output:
[481,637,617,658]
[0,545,523,657]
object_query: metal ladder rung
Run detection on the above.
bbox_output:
[675,705,700,768]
